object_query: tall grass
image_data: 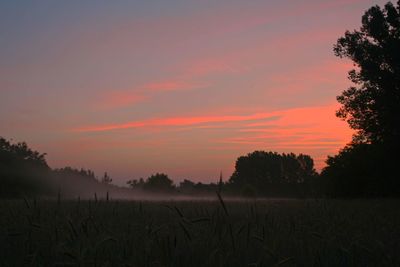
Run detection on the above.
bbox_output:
[0,198,399,266]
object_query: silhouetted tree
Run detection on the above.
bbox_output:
[101,172,113,184]
[178,179,196,194]
[127,177,145,189]
[323,1,400,197]
[176,178,223,195]
[0,137,51,197]
[143,173,175,192]
[127,179,138,188]
[321,144,389,197]
[193,182,218,194]
[53,167,96,180]
[229,151,317,197]
[0,137,48,167]
[334,1,400,145]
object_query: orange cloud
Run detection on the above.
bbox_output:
[74,113,281,132]
[221,103,353,170]
[71,103,352,173]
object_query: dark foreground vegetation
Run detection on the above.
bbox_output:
[1,198,400,267]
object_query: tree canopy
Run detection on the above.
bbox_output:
[323,1,400,197]
[143,173,175,192]
[0,137,50,197]
[229,151,317,197]
[334,1,400,145]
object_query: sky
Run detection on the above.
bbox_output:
[0,0,387,185]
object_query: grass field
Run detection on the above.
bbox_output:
[1,198,399,267]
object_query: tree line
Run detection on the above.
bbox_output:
[1,1,399,198]
[125,151,318,197]
[0,138,320,198]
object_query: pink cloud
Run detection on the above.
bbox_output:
[99,91,146,109]
[91,79,208,110]
[144,80,207,92]
[74,112,280,132]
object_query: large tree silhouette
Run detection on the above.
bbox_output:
[323,1,400,197]
[334,1,400,145]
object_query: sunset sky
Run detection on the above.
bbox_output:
[0,0,386,185]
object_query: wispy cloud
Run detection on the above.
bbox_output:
[74,102,353,171]
[74,113,281,132]
[144,80,206,92]
[93,79,208,109]
[219,103,353,169]
[95,91,146,109]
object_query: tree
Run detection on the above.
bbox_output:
[101,172,112,184]
[178,179,195,193]
[321,144,386,197]
[54,167,96,180]
[143,173,174,192]
[127,178,145,189]
[0,137,48,168]
[0,137,51,197]
[322,1,400,197]
[229,151,317,196]
[333,1,400,146]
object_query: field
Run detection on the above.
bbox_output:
[1,198,399,267]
